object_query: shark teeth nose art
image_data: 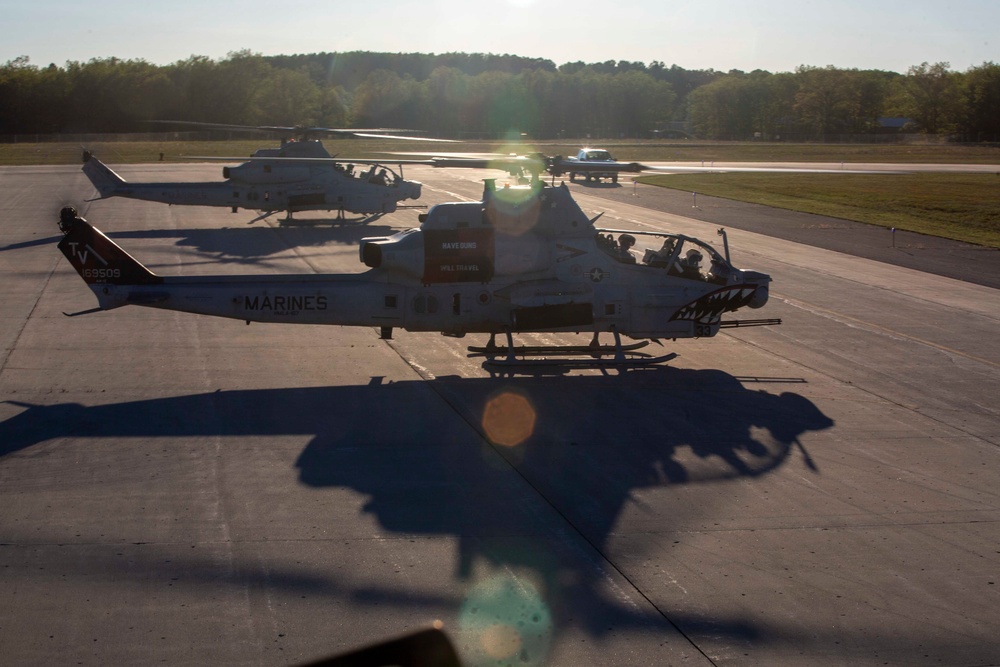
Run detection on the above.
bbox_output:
[671,286,757,322]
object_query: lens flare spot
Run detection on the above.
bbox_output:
[481,623,521,660]
[482,391,536,447]
[486,184,542,236]
[459,574,553,666]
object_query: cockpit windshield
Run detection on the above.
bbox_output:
[595,229,734,284]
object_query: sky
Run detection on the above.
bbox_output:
[2,0,997,74]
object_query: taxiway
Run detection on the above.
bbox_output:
[1,163,998,665]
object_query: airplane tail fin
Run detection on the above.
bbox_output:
[81,151,126,198]
[57,207,161,287]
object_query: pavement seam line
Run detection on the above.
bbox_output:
[382,339,719,665]
[0,255,63,376]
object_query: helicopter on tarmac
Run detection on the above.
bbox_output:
[56,177,778,368]
[81,122,455,223]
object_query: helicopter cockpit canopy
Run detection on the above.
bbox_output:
[596,228,735,285]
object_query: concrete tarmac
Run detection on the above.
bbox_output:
[1,163,998,666]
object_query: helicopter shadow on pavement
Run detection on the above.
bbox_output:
[0,235,64,253]
[569,180,625,189]
[270,212,391,227]
[1,367,831,653]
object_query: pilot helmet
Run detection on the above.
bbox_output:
[686,249,703,263]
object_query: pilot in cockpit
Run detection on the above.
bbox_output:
[678,248,704,279]
[618,234,637,263]
[651,238,676,266]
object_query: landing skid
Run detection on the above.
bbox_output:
[470,331,676,368]
[468,340,650,356]
[484,353,677,369]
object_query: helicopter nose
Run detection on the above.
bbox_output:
[742,270,771,308]
[405,181,422,200]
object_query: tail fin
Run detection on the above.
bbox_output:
[81,151,126,198]
[57,207,161,286]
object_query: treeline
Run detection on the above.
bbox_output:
[1,51,998,141]
[690,62,1000,141]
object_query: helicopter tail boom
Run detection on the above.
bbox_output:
[57,207,161,290]
[82,151,127,198]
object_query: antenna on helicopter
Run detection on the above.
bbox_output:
[717,228,731,262]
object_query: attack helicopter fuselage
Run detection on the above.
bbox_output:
[58,180,772,347]
[353,180,771,339]
[82,141,422,218]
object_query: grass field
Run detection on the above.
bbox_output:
[3,138,999,166]
[638,172,1000,247]
[3,138,999,247]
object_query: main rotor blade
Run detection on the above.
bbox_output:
[175,155,438,165]
[350,132,457,142]
[148,120,455,142]
[641,164,911,175]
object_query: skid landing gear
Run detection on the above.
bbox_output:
[468,330,677,368]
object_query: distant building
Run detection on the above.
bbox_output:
[876,117,915,133]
